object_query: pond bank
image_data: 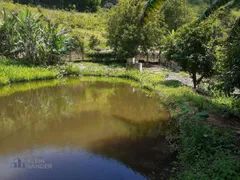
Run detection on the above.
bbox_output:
[1,61,240,179]
[0,58,80,86]
[74,62,240,179]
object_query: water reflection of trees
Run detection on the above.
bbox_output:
[0,80,171,179]
[0,81,116,138]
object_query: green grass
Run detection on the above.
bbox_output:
[0,58,59,85]
[0,57,82,86]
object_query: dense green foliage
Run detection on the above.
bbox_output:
[107,0,144,58]
[165,19,220,88]
[224,17,240,91]
[141,0,166,22]
[139,0,239,90]
[107,0,167,58]
[12,0,102,12]
[200,0,240,20]
[170,104,240,179]
[0,9,74,65]
[163,0,194,31]
[89,35,101,50]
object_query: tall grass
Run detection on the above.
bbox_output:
[0,57,58,85]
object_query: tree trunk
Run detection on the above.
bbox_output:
[192,73,197,89]
[192,73,206,89]
[82,50,85,61]
[158,50,161,64]
[69,52,72,62]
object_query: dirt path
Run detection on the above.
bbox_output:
[143,65,193,87]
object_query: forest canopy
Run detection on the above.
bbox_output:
[12,0,111,12]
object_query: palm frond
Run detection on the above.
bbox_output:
[199,0,238,20]
[230,16,240,38]
[141,0,166,23]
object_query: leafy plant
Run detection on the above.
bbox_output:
[0,8,74,65]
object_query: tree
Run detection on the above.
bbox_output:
[13,0,102,12]
[165,19,220,88]
[139,12,167,60]
[197,0,240,92]
[107,0,167,59]
[224,17,240,92]
[89,35,100,50]
[163,0,194,31]
[107,0,144,58]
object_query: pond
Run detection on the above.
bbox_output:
[0,78,172,180]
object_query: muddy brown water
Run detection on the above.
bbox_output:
[0,79,172,180]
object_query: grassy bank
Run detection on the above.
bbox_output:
[0,58,59,85]
[0,57,81,86]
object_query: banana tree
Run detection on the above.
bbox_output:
[141,0,167,23]
[0,9,74,65]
